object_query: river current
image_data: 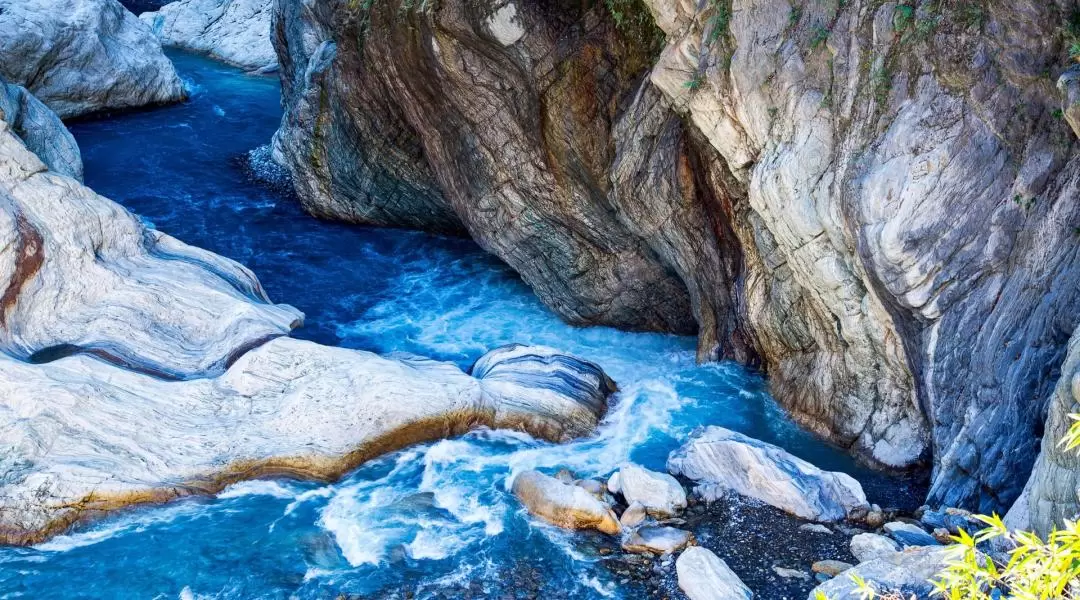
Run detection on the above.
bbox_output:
[0,51,919,599]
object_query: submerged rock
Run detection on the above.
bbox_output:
[622,526,693,555]
[0,80,82,181]
[142,0,277,71]
[849,533,901,564]
[613,464,687,518]
[0,116,613,545]
[0,0,185,118]
[676,546,753,600]
[511,470,620,535]
[807,547,952,600]
[667,427,869,522]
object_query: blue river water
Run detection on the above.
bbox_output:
[0,51,916,599]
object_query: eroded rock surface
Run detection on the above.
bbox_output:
[807,546,951,600]
[612,463,687,517]
[511,470,621,535]
[667,427,869,522]
[142,0,277,71]
[0,81,82,181]
[0,0,186,118]
[271,0,1080,513]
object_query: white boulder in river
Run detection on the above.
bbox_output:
[0,0,186,118]
[667,427,869,522]
[0,114,615,545]
[676,546,753,600]
[141,0,277,72]
[610,463,687,517]
[511,470,621,535]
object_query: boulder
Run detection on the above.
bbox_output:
[0,81,82,181]
[622,526,693,555]
[613,463,687,517]
[799,523,832,535]
[620,501,648,528]
[676,546,753,600]
[808,547,952,600]
[850,533,901,563]
[142,0,277,71]
[667,427,869,521]
[0,117,614,545]
[0,0,185,118]
[511,471,620,535]
[883,522,940,548]
[811,560,854,578]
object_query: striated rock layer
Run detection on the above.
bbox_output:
[0,0,186,119]
[0,104,613,545]
[142,0,278,72]
[272,0,1080,513]
[0,80,82,181]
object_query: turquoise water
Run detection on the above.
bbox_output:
[0,51,913,599]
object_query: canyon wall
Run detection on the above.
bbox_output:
[272,0,1080,515]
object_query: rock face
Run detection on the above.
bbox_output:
[511,470,621,535]
[808,546,951,600]
[0,81,82,181]
[611,464,687,517]
[1007,324,1080,536]
[676,546,753,600]
[272,0,1080,512]
[667,427,868,522]
[142,0,277,71]
[0,113,614,545]
[0,0,186,118]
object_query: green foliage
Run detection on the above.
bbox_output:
[684,71,707,91]
[1013,194,1037,212]
[810,25,830,50]
[789,4,803,29]
[893,4,914,33]
[708,0,733,44]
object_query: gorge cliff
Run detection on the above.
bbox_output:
[271,0,1080,515]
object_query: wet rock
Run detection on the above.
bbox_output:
[808,547,951,600]
[850,533,901,564]
[512,471,621,536]
[667,427,869,521]
[0,0,185,118]
[608,471,623,496]
[811,560,853,578]
[554,469,576,485]
[575,479,606,500]
[622,526,693,555]
[621,502,648,528]
[800,523,832,535]
[883,522,940,548]
[613,464,687,518]
[141,0,277,71]
[676,546,753,600]
[471,344,616,442]
[0,80,82,181]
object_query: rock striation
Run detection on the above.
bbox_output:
[0,80,82,181]
[668,427,869,522]
[271,0,1080,513]
[0,109,614,545]
[142,0,277,72]
[0,0,186,118]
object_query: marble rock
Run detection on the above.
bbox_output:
[142,0,277,71]
[808,547,952,600]
[613,463,687,518]
[0,0,185,118]
[883,522,940,548]
[0,81,82,181]
[511,470,620,535]
[849,533,901,564]
[622,525,693,555]
[676,546,753,600]
[667,427,869,521]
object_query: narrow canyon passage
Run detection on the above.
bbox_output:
[0,51,922,598]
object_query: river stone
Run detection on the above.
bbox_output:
[512,471,620,536]
[773,566,810,580]
[622,526,693,555]
[470,343,616,441]
[883,522,940,547]
[807,547,952,600]
[667,427,869,521]
[0,81,82,181]
[0,0,185,118]
[621,501,648,528]
[614,464,687,517]
[800,523,832,535]
[142,0,277,71]
[811,560,854,578]
[850,533,901,563]
[676,546,753,600]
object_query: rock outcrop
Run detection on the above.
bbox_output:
[0,110,614,545]
[808,546,951,600]
[511,470,621,535]
[667,427,869,522]
[142,0,277,72]
[0,81,82,181]
[676,546,754,600]
[0,0,186,119]
[271,0,1080,513]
